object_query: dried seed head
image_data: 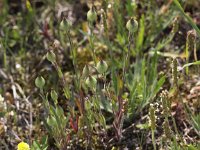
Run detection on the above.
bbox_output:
[87,6,97,23]
[187,30,196,43]
[126,18,138,33]
[85,75,97,90]
[149,104,156,130]
[160,90,170,117]
[96,60,108,74]
[186,30,197,55]
[53,39,60,49]
[172,17,179,33]
[172,58,178,87]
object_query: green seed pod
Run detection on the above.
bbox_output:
[126,18,138,33]
[35,76,45,89]
[46,51,56,63]
[85,75,97,90]
[87,6,97,23]
[60,18,72,31]
[82,65,90,79]
[96,60,108,74]
[51,90,58,105]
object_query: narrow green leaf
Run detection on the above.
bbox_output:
[173,0,200,37]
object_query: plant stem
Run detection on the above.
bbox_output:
[66,30,80,90]
[152,129,156,150]
[122,32,133,93]
[89,23,97,65]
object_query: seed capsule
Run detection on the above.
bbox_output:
[85,75,97,90]
[82,65,90,79]
[46,51,56,63]
[60,18,72,31]
[51,90,58,105]
[35,76,45,89]
[87,6,97,23]
[96,60,108,74]
[126,18,138,33]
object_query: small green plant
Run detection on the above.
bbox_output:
[1,0,200,149]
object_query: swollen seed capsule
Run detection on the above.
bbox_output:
[60,18,72,31]
[96,60,108,74]
[60,19,66,30]
[51,90,58,105]
[85,75,97,90]
[87,6,97,23]
[35,76,45,89]
[82,65,90,79]
[126,18,138,33]
[46,51,56,63]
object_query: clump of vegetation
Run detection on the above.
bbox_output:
[0,0,200,149]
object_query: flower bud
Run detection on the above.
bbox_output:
[96,60,108,74]
[85,75,97,90]
[87,6,97,23]
[35,76,45,89]
[126,18,138,33]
